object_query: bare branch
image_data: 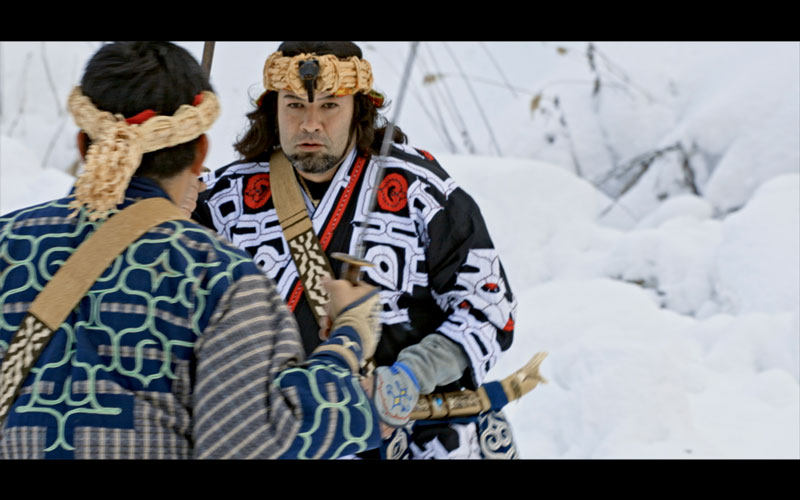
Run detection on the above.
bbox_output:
[6,51,33,137]
[479,42,518,99]
[443,42,503,156]
[41,113,66,169]
[40,42,63,116]
[425,43,476,154]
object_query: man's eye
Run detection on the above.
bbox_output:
[287,102,303,109]
[322,102,338,109]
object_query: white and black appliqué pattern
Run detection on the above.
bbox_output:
[347,155,456,326]
[201,162,293,286]
[435,249,514,382]
[196,145,517,389]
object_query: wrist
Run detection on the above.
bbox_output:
[330,288,381,360]
[311,326,364,373]
[392,361,420,392]
[396,333,469,394]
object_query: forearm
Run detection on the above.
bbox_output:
[274,345,380,458]
[425,188,517,387]
[371,333,470,427]
[275,314,383,459]
[192,273,380,459]
[396,333,469,394]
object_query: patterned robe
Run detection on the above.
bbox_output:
[196,145,519,459]
[0,178,381,459]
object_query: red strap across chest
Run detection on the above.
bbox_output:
[287,155,368,311]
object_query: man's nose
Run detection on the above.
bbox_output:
[300,106,322,133]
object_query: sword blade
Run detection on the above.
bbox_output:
[335,42,421,283]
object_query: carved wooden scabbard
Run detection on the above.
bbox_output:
[409,352,548,420]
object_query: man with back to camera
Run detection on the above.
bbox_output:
[0,41,385,459]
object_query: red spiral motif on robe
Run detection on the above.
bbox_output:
[377,173,408,212]
[244,173,271,209]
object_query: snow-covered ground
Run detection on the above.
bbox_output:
[1,41,798,459]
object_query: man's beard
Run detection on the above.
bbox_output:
[284,127,354,176]
[285,152,340,176]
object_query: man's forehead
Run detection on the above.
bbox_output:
[279,90,348,102]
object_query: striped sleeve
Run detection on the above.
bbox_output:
[192,273,381,459]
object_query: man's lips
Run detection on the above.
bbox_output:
[296,142,324,151]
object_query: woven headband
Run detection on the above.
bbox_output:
[67,86,220,221]
[263,51,374,99]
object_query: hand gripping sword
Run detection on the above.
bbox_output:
[329,42,549,420]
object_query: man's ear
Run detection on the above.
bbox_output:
[190,134,209,176]
[77,131,89,160]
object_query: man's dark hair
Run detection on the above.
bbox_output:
[234,41,407,163]
[80,41,213,179]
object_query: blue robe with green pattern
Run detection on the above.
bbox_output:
[0,177,381,459]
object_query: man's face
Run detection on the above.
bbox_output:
[277,89,355,176]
